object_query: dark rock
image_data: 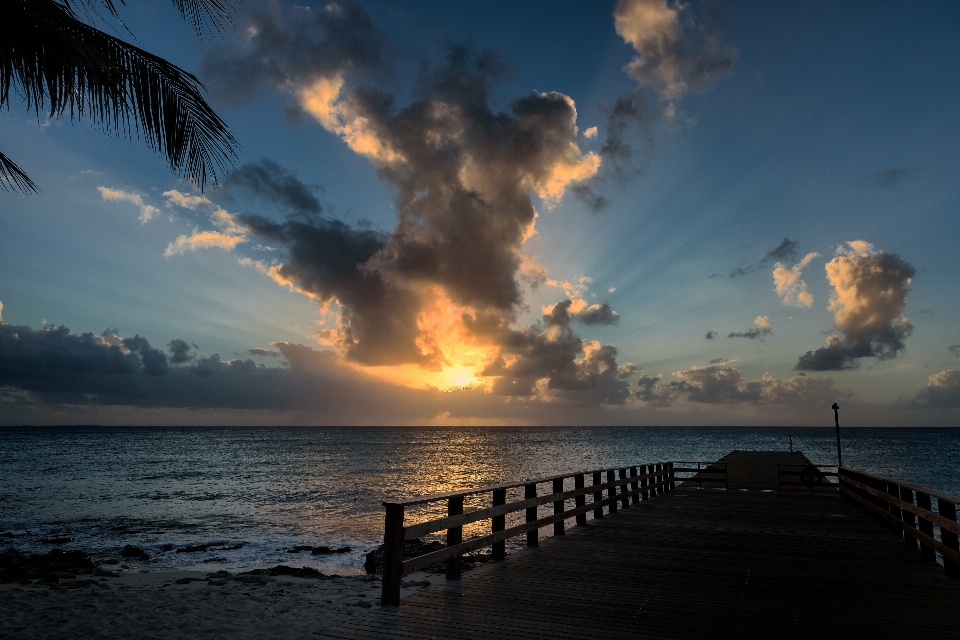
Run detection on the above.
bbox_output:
[40,537,73,544]
[207,570,232,579]
[207,579,227,586]
[286,545,314,554]
[94,569,121,578]
[158,544,173,552]
[175,577,198,585]
[311,545,351,555]
[177,544,208,553]
[100,559,120,565]
[239,565,331,579]
[0,548,100,583]
[364,538,444,575]
[234,574,275,585]
[121,545,148,558]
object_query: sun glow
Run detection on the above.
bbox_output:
[347,287,501,391]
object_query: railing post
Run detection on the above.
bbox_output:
[619,469,629,509]
[899,485,917,549]
[525,482,539,547]
[381,503,404,607]
[553,478,565,535]
[697,461,702,491]
[886,481,901,537]
[575,473,587,526]
[940,500,960,577]
[630,466,639,505]
[492,488,506,561]
[446,496,464,580]
[916,491,935,562]
[641,465,649,500]
[607,469,618,514]
[668,462,675,490]
[593,471,604,519]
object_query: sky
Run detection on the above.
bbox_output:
[2,0,960,426]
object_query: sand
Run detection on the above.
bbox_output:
[0,568,434,639]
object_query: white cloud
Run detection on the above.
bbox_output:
[583,126,598,139]
[772,251,819,308]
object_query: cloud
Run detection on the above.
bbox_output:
[168,339,197,364]
[0,300,3,322]
[709,357,730,364]
[772,251,820,308]
[859,167,911,189]
[97,186,160,224]
[601,0,736,171]
[583,126,598,139]
[796,241,915,370]
[635,365,840,406]
[162,191,249,256]
[730,238,799,278]
[728,315,772,340]
[949,345,960,358]
[909,370,960,409]
[248,347,281,358]
[705,331,717,340]
[197,6,636,405]
[225,159,323,213]
[542,299,620,328]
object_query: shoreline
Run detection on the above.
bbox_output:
[1,566,435,639]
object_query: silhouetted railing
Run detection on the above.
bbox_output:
[673,461,728,490]
[839,468,960,576]
[380,462,674,606]
[777,463,839,492]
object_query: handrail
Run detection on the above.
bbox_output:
[379,461,676,606]
[776,463,839,493]
[672,461,729,490]
[838,467,960,578]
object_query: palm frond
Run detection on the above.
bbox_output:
[60,0,237,38]
[2,0,238,191]
[0,150,39,193]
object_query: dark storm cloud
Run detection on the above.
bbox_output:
[569,184,609,212]
[543,300,620,328]
[633,366,839,406]
[248,347,281,358]
[949,344,960,358]
[238,212,428,366]
[705,331,717,340]
[484,322,632,405]
[226,159,323,213]
[709,357,729,364]
[168,339,197,364]
[796,247,915,371]
[729,238,799,278]
[859,167,911,189]
[201,0,391,103]
[0,322,438,415]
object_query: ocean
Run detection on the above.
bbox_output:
[1,426,958,575]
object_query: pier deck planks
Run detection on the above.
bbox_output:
[316,452,960,639]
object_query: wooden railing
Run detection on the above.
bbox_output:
[672,461,728,490]
[380,462,674,606]
[777,463,839,493]
[839,467,960,577]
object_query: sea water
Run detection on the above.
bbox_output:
[1,426,958,575]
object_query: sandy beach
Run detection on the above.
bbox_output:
[0,567,433,639]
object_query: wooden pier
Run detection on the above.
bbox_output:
[317,451,960,639]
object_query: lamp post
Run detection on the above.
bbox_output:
[832,402,842,467]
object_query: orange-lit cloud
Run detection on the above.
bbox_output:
[97,186,159,223]
[772,251,819,308]
[165,230,247,256]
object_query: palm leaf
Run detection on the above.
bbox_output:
[0,150,39,193]
[1,0,238,192]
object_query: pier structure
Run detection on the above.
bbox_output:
[317,451,960,639]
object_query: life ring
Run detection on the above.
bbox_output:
[799,465,823,488]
